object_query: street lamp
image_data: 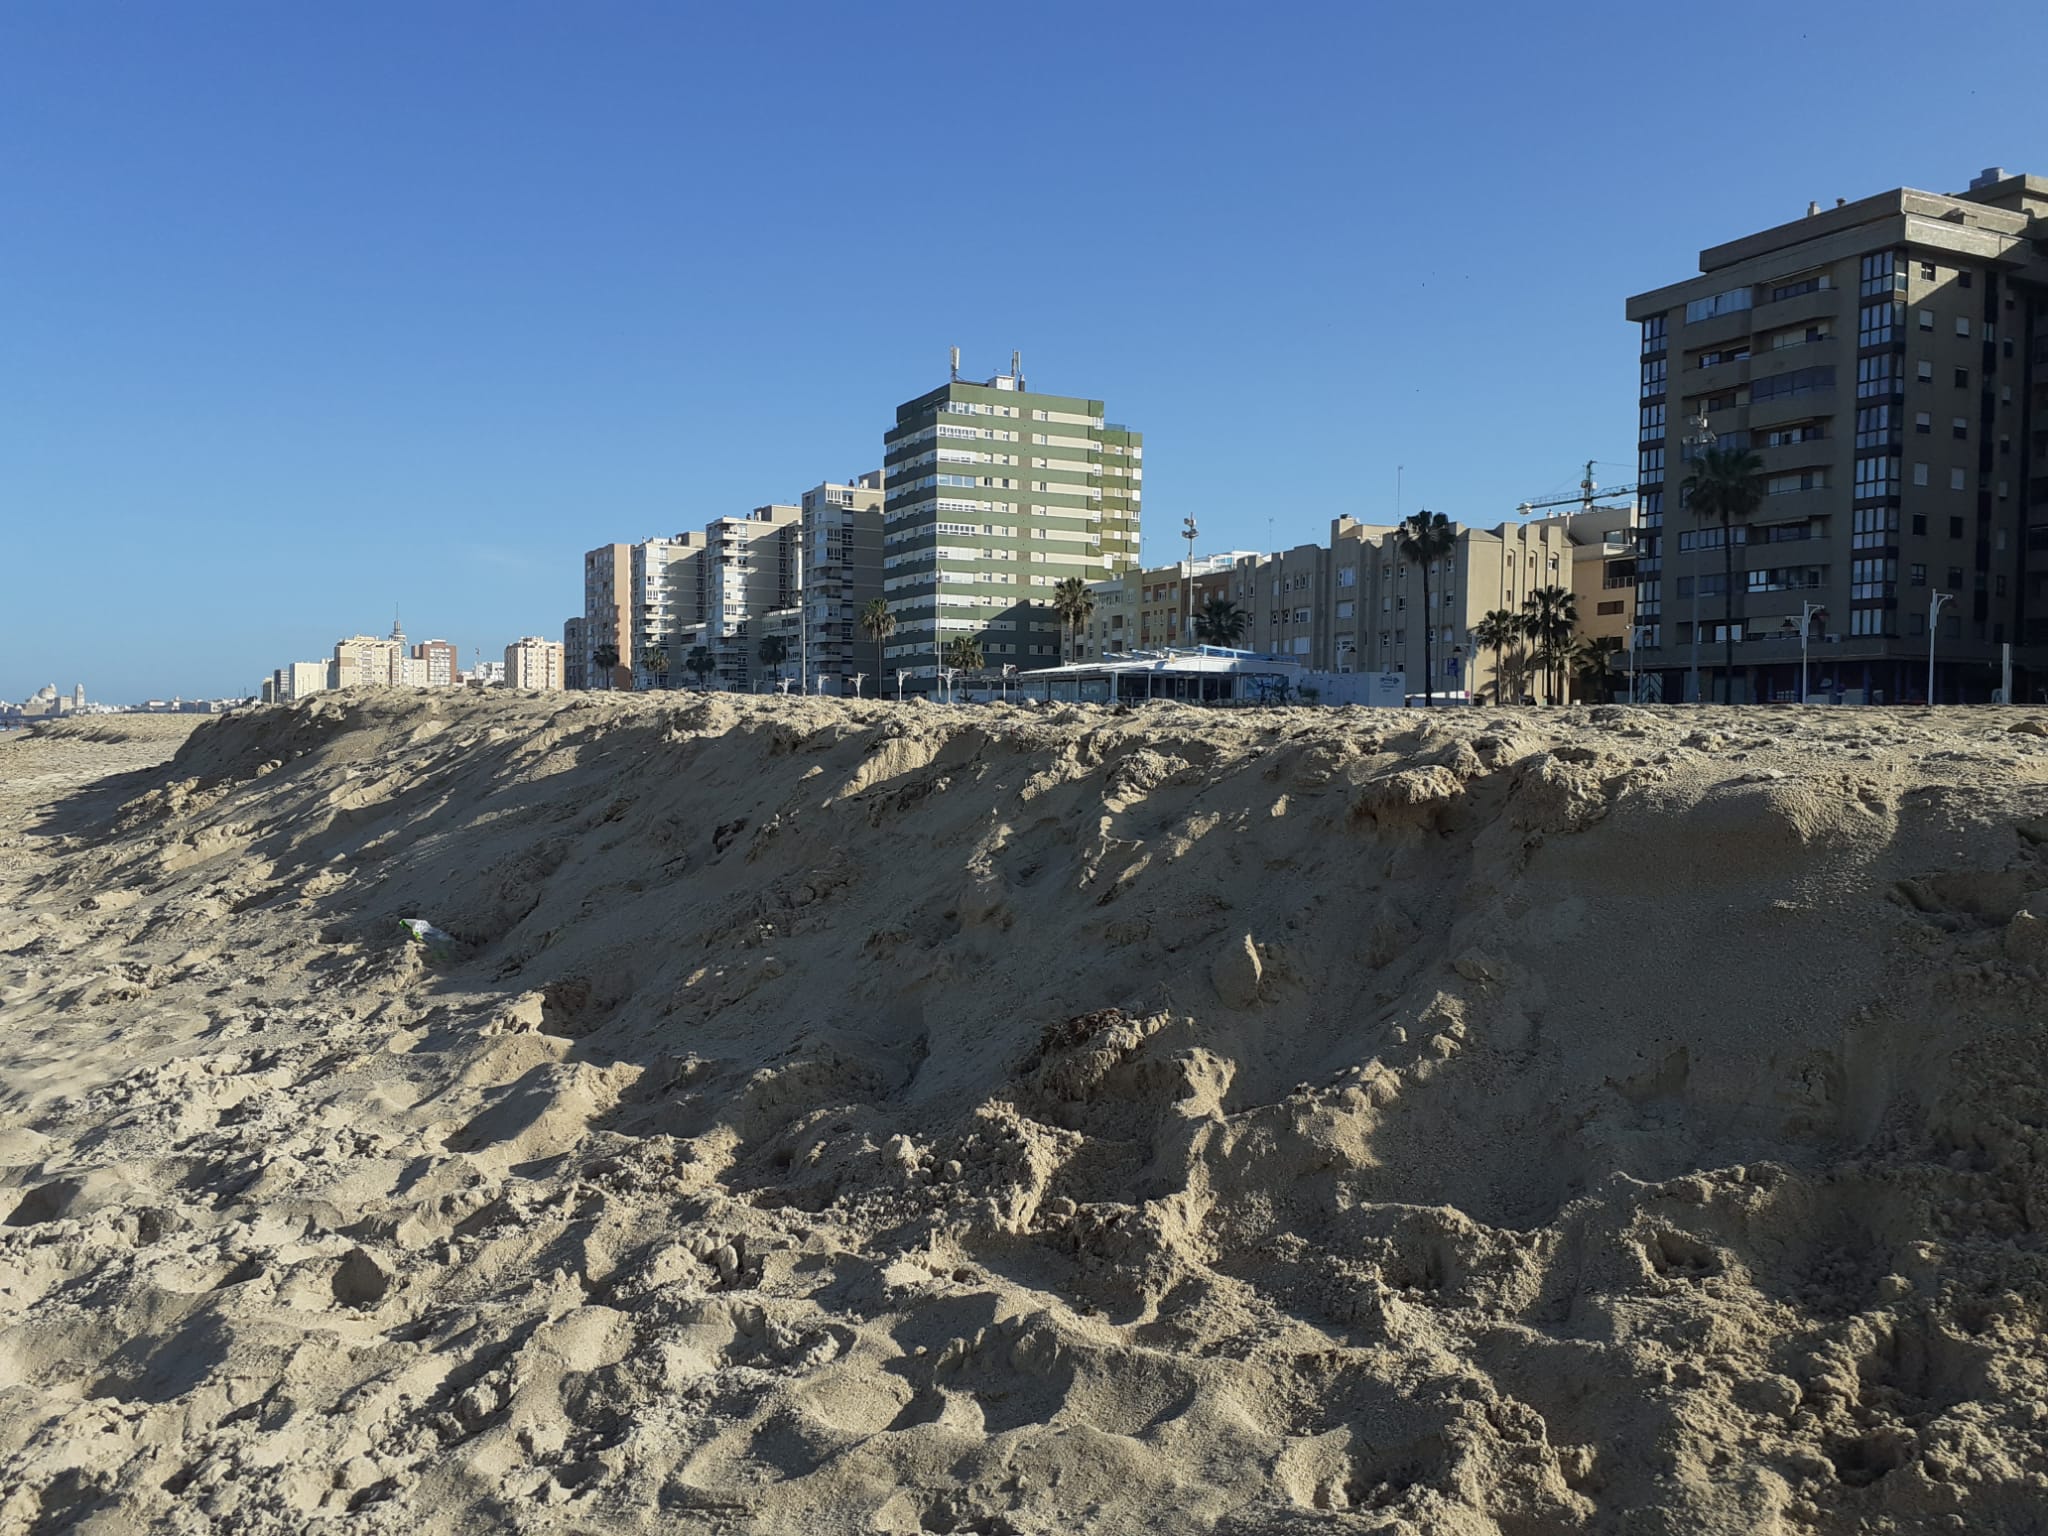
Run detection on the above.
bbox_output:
[1182,516,1199,648]
[1929,591,1952,706]
[851,671,866,701]
[1683,408,1715,704]
[895,667,908,704]
[1796,601,1826,705]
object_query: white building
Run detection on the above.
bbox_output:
[504,637,565,691]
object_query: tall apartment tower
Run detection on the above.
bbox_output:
[629,532,709,686]
[504,636,566,691]
[700,505,802,690]
[881,364,1140,682]
[1627,170,2048,704]
[562,617,587,690]
[581,544,632,688]
[411,639,459,687]
[799,471,886,694]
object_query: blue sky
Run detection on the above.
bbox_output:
[5,2,2044,701]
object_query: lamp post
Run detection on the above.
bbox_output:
[1929,591,1952,705]
[851,671,866,701]
[1797,601,1826,706]
[895,667,908,704]
[1182,516,1199,649]
[1683,408,1715,704]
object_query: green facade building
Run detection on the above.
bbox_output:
[881,366,1141,682]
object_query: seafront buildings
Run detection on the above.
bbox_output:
[880,365,1142,681]
[505,636,566,691]
[1627,168,2048,704]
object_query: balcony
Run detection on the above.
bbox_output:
[1756,437,1837,474]
[1751,285,1842,333]
[1750,388,1837,430]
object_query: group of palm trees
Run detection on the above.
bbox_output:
[1472,589,1593,706]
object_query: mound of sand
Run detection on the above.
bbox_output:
[4,691,2048,1534]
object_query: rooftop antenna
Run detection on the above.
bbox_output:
[949,345,960,382]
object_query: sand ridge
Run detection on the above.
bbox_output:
[3,693,2048,1533]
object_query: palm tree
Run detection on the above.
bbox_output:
[944,636,984,671]
[1473,609,1520,704]
[1393,510,1457,706]
[1497,640,1532,704]
[859,598,896,680]
[590,642,620,691]
[640,643,670,691]
[757,634,789,689]
[1682,446,1764,703]
[1521,585,1578,705]
[684,645,716,690]
[1051,576,1095,664]
[1193,595,1247,648]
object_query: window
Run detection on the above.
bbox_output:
[1641,358,1668,397]
[1750,366,1835,403]
[1337,567,1356,587]
[1857,354,1900,399]
[1597,600,1625,616]
[1770,274,1830,303]
[1685,286,1753,323]
[1910,564,1926,586]
[1850,558,1897,600]
[1859,303,1901,346]
[1335,600,1355,619]
[1851,609,1886,636]
[1954,368,1969,389]
[1956,318,1971,338]
[1915,412,1931,434]
[1951,468,1967,491]
[1920,262,1937,281]
[1911,514,1926,535]
[1917,361,1934,382]
[1953,418,1968,441]
[1695,346,1750,369]
[1949,522,1963,543]
[1918,309,1934,331]
[1853,506,1898,548]
[1771,470,1830,495]
[1912,463,1930,486]
[1855,406,1895,448]
[1642,315,1668,354]
[1860,252,1902,296]
[1640,403,1666,442]
[1852,458,1897,498]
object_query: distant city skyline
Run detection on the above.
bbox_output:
[6,4,2044,699]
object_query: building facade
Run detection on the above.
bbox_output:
[581,544,633,689]
[881,367,1141,685]
[800,471,886,694]
[333,633,404,688]
[1626,169,2048,704]
[697,505,801,690]
[562,617,587,690]
[504,637,566,691]
[411,640,459,687]
[629,532,709,687]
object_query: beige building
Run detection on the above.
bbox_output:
[1626,168,2048,704]
[630,532,709,686]
[701,504,801,690]
[504,637,565,691]
[333,633,404,688]
[800,472,887,694]
[581,543,633,688]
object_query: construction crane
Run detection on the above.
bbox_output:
[1516,460,1637,519]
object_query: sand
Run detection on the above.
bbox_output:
[3,691,2048,1534]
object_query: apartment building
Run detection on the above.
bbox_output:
[629,532,709,686]
[332,632,405,688]
[411,639,459,687]
[800,471,886,693]
[504,636,566,691]
[881,365,1141,684]
[1626,168,2048,704]
[562,617,587,691]
[581,544,632,688]
[1078,574,1133,661]
[699,505,801,690]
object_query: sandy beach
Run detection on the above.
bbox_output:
[3,692,2048,1534]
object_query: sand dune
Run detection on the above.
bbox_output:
[4,692,2048,1533]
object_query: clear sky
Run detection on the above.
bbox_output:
[5,1,2044,701]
